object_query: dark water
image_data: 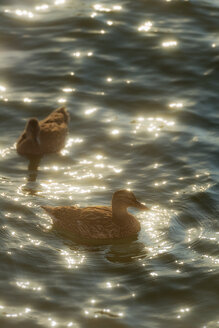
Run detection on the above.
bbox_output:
[0,0,219,327]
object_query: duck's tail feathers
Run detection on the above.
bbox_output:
[56,106,70,123]
[41,205,54,215]
[41,206,60,225]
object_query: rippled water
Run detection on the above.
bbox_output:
[0,0,219,327]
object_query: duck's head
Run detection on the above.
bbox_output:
[112,189,149,211]
[26,118,40,145]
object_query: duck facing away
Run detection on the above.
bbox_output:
[42,190,149,240]
[16,106,69,156]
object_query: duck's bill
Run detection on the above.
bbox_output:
[135,201,149,211]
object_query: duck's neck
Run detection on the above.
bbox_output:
[112,201,131,226]
[28,131,40,146]
[112,203,126,216]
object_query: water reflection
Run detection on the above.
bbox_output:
[93,309,124,318]
[35,4,49,11]
[62,88,75,93]
[0,146,14,158]
[61,137,83,156]
[23,97,32,103]
[73,52,81,57]
[176,307,190,320]
[0,85,6,92]
[15,9,34,18]
[54,0,65,5]
[93,4,122,12]
[111,129,120,135]
[139,205,174,258]
[84,108,97,115]
[15,280,42,291]
[60,248,86,269]
[162,41,177,48]
[169,102,183,109]
[0,304,32,319]
[38,181,106,200]
[106,240,147,263]
[138,21,152,32]
[58,98,66,103]
[27,155,42,182]
[131,116,175,138]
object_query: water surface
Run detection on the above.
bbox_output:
[0,0,218,327]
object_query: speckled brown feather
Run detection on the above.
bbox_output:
[41,205,140,240]
[16,106,69,155]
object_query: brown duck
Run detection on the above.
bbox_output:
[42,189,149,240]
[16,106,69,156]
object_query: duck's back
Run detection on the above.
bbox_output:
[39,121,67,153]
[41,106,69,125]
[42,205,122,239]
[39,107,69,153]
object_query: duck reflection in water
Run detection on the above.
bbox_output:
[42,189,149,241]
[26,155,42,182]
[17,154,42,196]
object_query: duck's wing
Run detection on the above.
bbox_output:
[41,106,69,125]
[42,205,120,239]
[42,205,79,219]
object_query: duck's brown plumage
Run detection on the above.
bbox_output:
[42,190,149,240]
[16,106,69,156]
